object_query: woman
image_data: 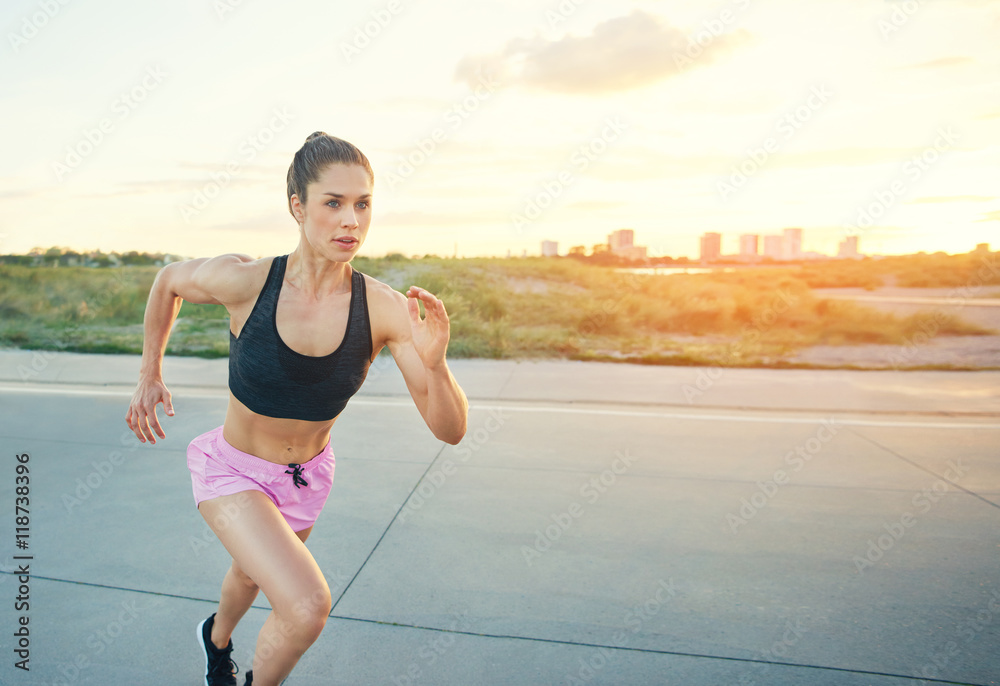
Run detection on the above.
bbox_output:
[126,132,468,686]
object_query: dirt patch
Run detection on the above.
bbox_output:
[793,288,1000,369]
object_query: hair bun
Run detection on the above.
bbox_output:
[306,131,328,142]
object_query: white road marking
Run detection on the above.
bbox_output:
[3,384,995,429]
[453,403,1000,430]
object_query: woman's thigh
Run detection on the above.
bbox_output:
[199,491,329,615]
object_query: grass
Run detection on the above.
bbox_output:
[1,252,996,367]
[788,250,1000,289]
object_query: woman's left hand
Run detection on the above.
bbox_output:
[405,286,451,370]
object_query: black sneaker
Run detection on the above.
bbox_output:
[197,613,239,686]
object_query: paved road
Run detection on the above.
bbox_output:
[1,351,999,685]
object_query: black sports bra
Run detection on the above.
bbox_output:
[228,255,373,421]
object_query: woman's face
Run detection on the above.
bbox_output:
[293,163,373,262]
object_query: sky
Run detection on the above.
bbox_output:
[1,0,998,260]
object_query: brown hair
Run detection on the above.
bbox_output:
[286,132,374,217]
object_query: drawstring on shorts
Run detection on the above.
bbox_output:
[285,463,308,488]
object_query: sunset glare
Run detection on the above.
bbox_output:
[1,0,998,260]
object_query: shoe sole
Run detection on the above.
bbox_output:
[196,616,211,686]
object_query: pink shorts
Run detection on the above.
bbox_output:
[186,426,336,532]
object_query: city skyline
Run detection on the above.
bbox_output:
[2,1,998,260]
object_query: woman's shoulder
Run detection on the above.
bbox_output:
[358,271,407,306]
[186,253,277,305]
[357,272,414,332]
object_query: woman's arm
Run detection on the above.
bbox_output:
[125,254,254,443]
[380,285,468,445]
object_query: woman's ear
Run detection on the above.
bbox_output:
[290,194,306,225]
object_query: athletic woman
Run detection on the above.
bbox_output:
[125,132,468,686]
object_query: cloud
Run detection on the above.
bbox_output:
[455,10,748,95]
[976,210,1000,222]
[0,188,43,200]
[103,179,210,196]
[98,165,279,198]
[376,209,501,228]
[207,210,293,233]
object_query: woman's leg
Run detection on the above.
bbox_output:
[199,491,331,686]
[208,526,315,651]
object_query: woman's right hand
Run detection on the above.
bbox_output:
[126,375,174,444]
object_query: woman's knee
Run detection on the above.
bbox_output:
[281,584,332,641]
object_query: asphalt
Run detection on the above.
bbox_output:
[1,349,999,686]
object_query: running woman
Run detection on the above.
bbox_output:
[125,132,468,686]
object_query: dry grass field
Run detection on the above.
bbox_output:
[1,250,997,369]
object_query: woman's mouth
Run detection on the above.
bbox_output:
[334,236,357,248]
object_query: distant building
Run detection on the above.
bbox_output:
[541,240,559,257]
[763,235,783,260]
[608,229,634,251]
[700,232,722,262]
[607,228,647,261]
[739,234,759,258]
[838,235,861,259]
[782,228,803,260]
[975,243,990,253]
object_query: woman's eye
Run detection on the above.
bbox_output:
[357,202,368,210]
